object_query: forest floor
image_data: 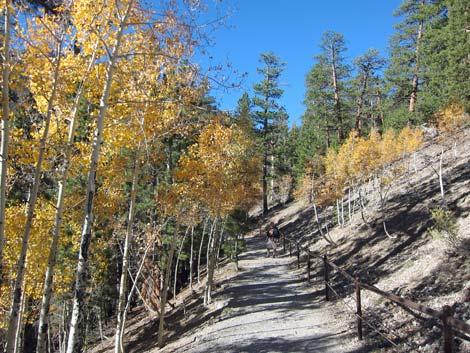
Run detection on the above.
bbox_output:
[90,126,470,353]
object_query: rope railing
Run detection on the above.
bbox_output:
[282,236,470,353]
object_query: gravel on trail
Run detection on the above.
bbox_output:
[155,233,367,353]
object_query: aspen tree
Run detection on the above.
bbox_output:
[5,17,66,353]
[114,154,140,353]
[66,1,135,351]
[36,37,100,353]
[0,0,12,284]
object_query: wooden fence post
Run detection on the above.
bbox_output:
[442,305,453,353]
[307,251,311,282]
[282,234,286,254]
[355,277,363,340]
[324,254,329,301]
[296,243,300,269]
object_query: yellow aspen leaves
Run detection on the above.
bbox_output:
[296,126,424,208]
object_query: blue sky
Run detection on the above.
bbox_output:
[196,0,403,127]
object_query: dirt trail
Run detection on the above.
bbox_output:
[153,233,366,353]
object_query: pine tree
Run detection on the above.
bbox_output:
[304,30,351,149]
[421,0,470,112]
[351,49,386,136]
[252,52,287,214]
[233,92,254,132]
[385,0,438,125]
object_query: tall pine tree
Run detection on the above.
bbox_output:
[252,52,287,215]
[303,30,350,150]
[421,0,470,112]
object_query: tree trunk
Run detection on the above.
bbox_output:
[197,218,209,283]
[173,227,188,299]
[114,154,140,353]
[336,200,341,226]
[189,226,194,290]
[204,218,218,305]
[157,227,179,348]
[215,218,227,267]
[270,154,275,203]
[67,3,134,352]
[348,188,352,221]
[36,41,98,353]
[355,72,369,136]
[341,196,345,226]
[5,33,64,353]
[330,46,343,141]
[262,107,269,215]
[409,5,424,113]
[13,278,26,353]
[439,146,445,202]
[0,0,12,285]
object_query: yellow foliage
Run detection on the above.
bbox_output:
[436,102,469,133]
[298,126,424,208]
[0,199,78,325]
[161,119,260,222]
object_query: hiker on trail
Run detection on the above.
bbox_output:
[266,222,280,257]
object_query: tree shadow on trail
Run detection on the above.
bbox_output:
[190,331,370,353]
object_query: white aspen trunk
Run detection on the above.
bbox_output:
[5,34,64,353]
[114,155,140,353]
[98,312,104,342]
[353,187,357,213]
[0,0,12,282]
[215,218,227,267]
[13,279,26,353]
[67,3,134,352]
[197,218,209,283]
[121,242,153,340]
[439,146,445,202]
[341,196,345,225]
[204,219,217,280]
[380,183,397,239]
[348,188,352,221]
[204,218,218,305]
[359,187,368,224]
[189,226,194,290]
[36,41,99,353]
[124,243,155,315]
[157,229,178,348]
[205,217,226,305]
[453,141,457,158]
[336,200,341,226]
[58,302,65,353]
[47,319,52,353]
[173,228,188,299]
[312,200,322,236]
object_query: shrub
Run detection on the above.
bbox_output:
[429,207,460,250]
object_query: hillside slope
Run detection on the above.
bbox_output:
[91,127,470,353]
[276,127,470,352]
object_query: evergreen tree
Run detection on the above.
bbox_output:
[252,52,287,215]
[385,0,437,126]
[351,49,386,136]
[233,92,254,132]
[421,0,470,112]
[303,30,351,149]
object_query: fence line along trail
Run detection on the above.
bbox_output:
[155,230,365,353]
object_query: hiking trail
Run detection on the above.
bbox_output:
[153,232,366,353]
